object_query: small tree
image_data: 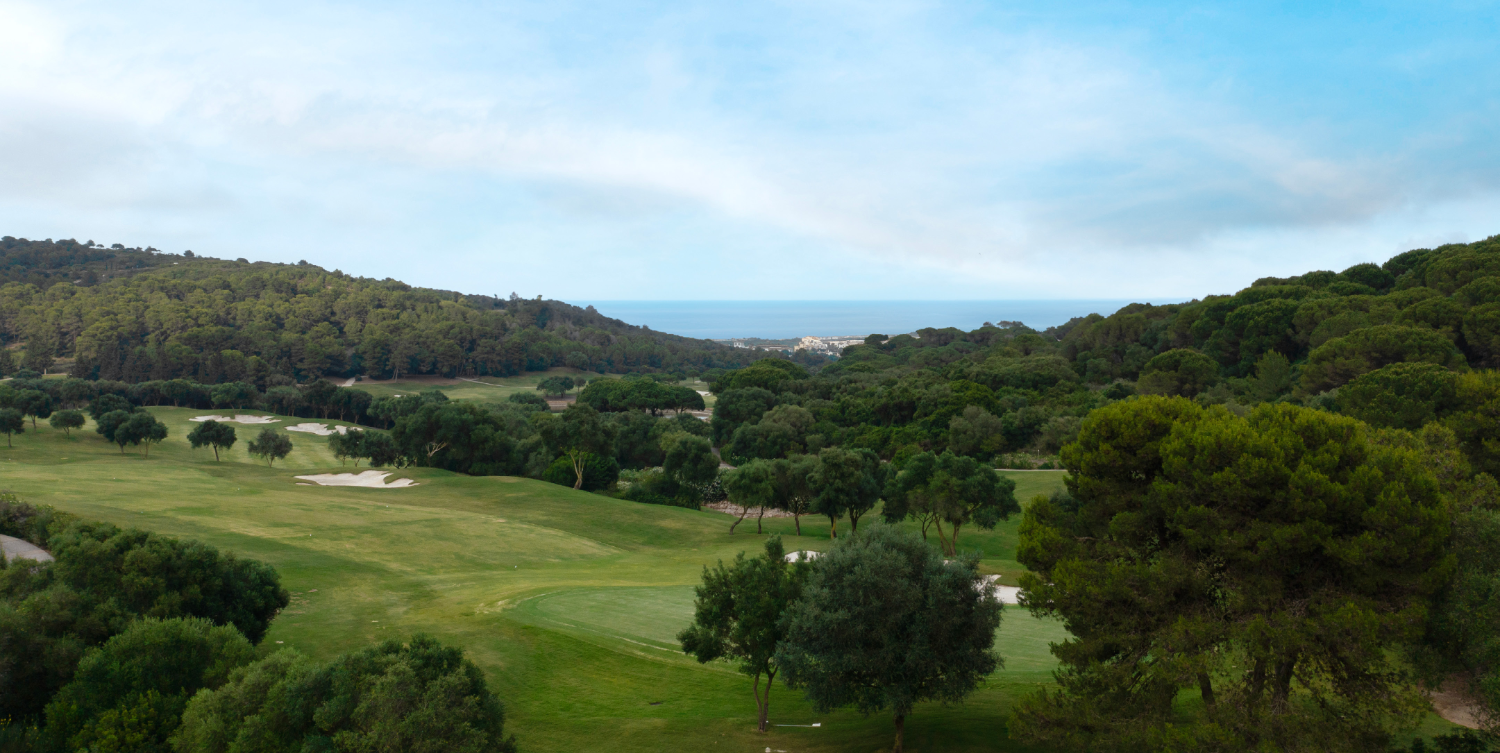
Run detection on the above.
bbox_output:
[329,428,366,466]
[14,389,52,429]
[722,459,775,534]
[536,404,618,489]
[536,376,575,398]
[0,408,24,447]
[87,394,133,420]
[769,455,817,535]
[248,428,293,467]
[49,409,85,435]
[664,434,719,492]
[883,450,1020,556]
[775,524,1002,753]
[95,408,135,448]
[116,412,168,457]
[679,536,806,732]
[188,420,238,461]
[808,446,884,538]
[363,431,403,468]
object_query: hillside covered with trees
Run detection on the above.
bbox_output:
[0,236,763,382]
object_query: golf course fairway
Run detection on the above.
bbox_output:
[2,406,1076,752]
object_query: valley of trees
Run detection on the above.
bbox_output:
[4,232,1500,749]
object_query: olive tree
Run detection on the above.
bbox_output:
[775,524,1001,753]
[679,536,806,732]
[247,428,293,467]
[187,420,237,461]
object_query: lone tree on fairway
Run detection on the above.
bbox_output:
[248,428,293,467]
[0,408,23,447]
[1013,397,1452,752]
[116,412,168,457]
[883,450,1020,556]
[49,409,85,435]
[536,375,576,398]
[95,408,135,449]
[775,524,1002,753]
[536,403,617,489]
[679,536,806,732]
[187,420,237,461]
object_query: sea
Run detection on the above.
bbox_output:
[575,300,1149,340]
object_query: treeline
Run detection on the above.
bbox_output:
[0,374,378,426]
[0,495,517,752]
[0,236,766,381]
[678,236,1500,477]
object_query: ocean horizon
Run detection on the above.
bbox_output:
[576,300,1159,340]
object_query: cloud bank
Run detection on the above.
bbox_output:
[1,0,1497,300]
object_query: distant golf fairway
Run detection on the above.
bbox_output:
[0,407,1460,750]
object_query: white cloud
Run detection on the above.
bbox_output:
[0,0,1497,300]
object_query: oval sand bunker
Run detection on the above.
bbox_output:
[294,471,417,488]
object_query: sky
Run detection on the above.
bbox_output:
[1,0,1498,302]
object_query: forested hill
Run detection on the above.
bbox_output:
[1044,233,1500,382]
[696,233,1500,479]
[0,236,764,380]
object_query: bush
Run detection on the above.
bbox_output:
[171,635,516,753]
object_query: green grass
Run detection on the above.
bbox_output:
[350,367,611,404]
[349,370,717,412]
[0,413,1458,751]
[0,408,1070,752]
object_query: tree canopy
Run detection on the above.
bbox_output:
[171,635,517,753]
[1014,396,1452,752]
[679,536,806,731]
[775,524,1002,753]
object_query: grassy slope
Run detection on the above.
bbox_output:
[0,408,1071,752]
[350,370,716,410]
[3,409,1456,750]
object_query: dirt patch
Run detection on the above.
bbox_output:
[357,375,464,387]
[285,422,350,436]
[703,501,796,518]
[980,575,1021,605]
[294,471,418,488]
[1430,676,1489,730]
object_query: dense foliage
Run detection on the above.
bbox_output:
[172,635,517,753]
[775,524,1002,753]
[1014,398,1453,752]
[0,496,288,732]
[679,536,806,732]
[0,237,761,381]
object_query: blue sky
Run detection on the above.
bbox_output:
[1,0,1497,301]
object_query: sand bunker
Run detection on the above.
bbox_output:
[294,471,417,488]
[285,422,350,436]
[784,550,823,563]
[191,414,280,424]
[980,575,1021,605]
[1,534,53,564]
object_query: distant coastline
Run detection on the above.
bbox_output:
[577,300,1158,340]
